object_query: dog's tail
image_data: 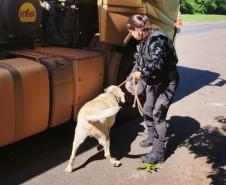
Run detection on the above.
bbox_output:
[83,106,121,122]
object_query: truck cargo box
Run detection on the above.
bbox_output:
[31,47,105,120]
[0,58,49,142]
[0,67,15,147]
[98,1,146,45]
[7,50,74,127]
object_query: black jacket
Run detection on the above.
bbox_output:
[131,29,178,85]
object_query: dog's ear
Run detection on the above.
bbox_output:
[104,85,113,93]
[110,86,125,103]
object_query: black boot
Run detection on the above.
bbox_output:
[139,135,154,148]
[140,150,164,164]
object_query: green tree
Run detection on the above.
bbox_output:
[180,0,226,14]
[215,0,226,14]
[194,0,217,14]
[180,0,196,14]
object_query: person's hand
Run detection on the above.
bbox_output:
[125,80,132,93]
[125,71,141,92]
[131,71,141,82]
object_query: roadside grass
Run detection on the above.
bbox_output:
[181,14,226,23]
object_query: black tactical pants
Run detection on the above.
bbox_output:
[143,76,179,153]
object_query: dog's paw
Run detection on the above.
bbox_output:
[65,165,73,173]
[113,160,121,167]
[110,158,121,167]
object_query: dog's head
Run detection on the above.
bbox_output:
[104,85,125,103]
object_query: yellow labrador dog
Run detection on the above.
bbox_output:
[65,85,125,173]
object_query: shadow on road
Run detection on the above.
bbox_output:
[182,120,226,185]
[174,66,221,102]
[0,117,144,184]
[73,117,145,171]
[166,116,226,185]
[111,117,145,159]
[0,121,96,185]
[165,116,200,160]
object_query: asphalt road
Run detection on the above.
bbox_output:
[180,21,226,34]
[0,21,226,185]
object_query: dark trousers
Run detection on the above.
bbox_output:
[143,77,179,153]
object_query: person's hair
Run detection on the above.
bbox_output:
[127,14,151,32]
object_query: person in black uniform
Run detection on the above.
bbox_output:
[125,14,179,164]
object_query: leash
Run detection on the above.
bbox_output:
[131,77,144,116]
[118,76,144,117]
[118,76,132,87]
